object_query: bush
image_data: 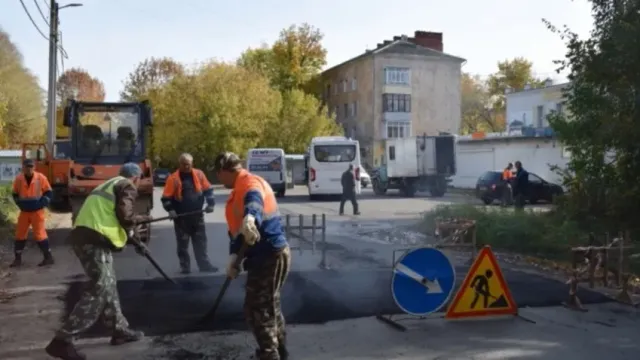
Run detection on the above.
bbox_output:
[0,184,17,229]
[421,204,587,260]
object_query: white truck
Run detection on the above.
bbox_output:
[246,148,287,197]
[371,134,457,197]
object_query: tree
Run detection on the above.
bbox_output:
[0,28,45,148]
[150,62,281,166]
[238,23,327,93]
[259,90,343,153]
[487,58,545,111]
[544,1,640,233]
[56,68,105,103]
[460,73,505,134]
[120,57,185,101]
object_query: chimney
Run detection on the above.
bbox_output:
[413,31,443,52]
[400,34,408,41]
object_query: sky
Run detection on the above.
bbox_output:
[2,0,594,101]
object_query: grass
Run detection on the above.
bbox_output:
[0,184,18,239]
[421,204,587,261]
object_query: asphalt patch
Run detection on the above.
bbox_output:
[62,267,612,338]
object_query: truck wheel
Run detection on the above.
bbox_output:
[429,178,447,197]
[403,183,417,197]
[276,189,286,198]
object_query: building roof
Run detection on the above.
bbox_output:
[322,39,466,74]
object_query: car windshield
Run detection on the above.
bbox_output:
[75,110,141,159]
[313,144,356,162]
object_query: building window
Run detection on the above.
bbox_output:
[343,103,348,118]
[334,106,339,119]
[384,67,411,85]
[536,105,544,127]
[556,102,564,114]
[334,84,338,95]
[389,146,396,160]
[386,121,411,139]
[342,80,348,92]
[382,94,411,112]
[353,101,358,117]
[351,78,357,91]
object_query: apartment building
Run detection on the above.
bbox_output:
[321,30,466,168]
[505,79,569,133]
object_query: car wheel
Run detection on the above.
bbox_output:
[482,197,493,205]
[528,197,538,205]
[362,183,368,188]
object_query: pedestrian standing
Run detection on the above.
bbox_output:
[501,162,514,206]
[513,161,529,210]
[339,164,360,215]
[214,152,291,360]
[161,153,216,274]
[45,163,151,360]
[10,158,54,267]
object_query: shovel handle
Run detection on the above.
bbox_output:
[137,209,205,225]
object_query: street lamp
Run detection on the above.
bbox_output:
[59,3,83,10]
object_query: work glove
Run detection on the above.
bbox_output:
[204,205,214,214]
[168,210,178,219]
[240,214,260,246]
[226,254,240,279]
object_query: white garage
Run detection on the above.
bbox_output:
[451,136,570,189]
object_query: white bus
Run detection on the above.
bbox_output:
[247,148,287,197]
[307,136,361,199]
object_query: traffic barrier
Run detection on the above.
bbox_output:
[564,231,639,311]
[434,217,478,264]
[283,213,328,268]
[376,245,534,331]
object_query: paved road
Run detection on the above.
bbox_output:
[2,186,627,360]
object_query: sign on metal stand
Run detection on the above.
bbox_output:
[377,247,456,331]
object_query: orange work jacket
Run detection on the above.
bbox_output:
[162,169,212,201]
[12,172,52,211]
[502,169,513,181]
[225,169,279,239]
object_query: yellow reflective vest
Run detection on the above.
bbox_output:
[74,176,129,249]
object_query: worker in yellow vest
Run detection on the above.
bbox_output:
[45,163,152,360]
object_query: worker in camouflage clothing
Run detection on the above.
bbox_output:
[45,163,153,360]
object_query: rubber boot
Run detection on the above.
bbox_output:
[110,328,145,346]
[9,254,22,268]
[37,240,54,266]
[38,252,54,267]
[45,338,86,360]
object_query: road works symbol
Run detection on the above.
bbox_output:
[445,246,517,319]
[392,247,456,316]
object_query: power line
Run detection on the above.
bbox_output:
[18,0,49,41]
[33,0,49,26]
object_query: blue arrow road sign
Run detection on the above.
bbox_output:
[391,247,456,316]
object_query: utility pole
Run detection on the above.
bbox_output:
[46,0,59,152]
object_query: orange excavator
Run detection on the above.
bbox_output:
[21,99,155,242]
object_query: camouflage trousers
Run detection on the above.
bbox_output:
[55,242,129,340]
[244,246,291,360]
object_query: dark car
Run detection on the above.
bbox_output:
[153,168,170,186]
[475,170,564,205]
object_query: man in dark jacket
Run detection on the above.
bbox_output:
[45,163,152,360]
[339,164,360,215]
[161,153,216,274]
[512,161,529,210]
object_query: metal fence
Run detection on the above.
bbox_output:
[282,213,328,268]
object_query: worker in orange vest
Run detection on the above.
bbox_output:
[214,152,291,360]
[10,159,54,267]
[161,153,216,274]
[501,162,514,206]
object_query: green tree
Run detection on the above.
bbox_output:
[150,62,281,166]
[0,28,45,148]
[259,89,342,153]
[460,73,505,134]
[120,57,185,101]
[544,1,640,233]
[237,23,327,93]
[487,58,545,111]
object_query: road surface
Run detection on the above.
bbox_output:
[1,186,637,360]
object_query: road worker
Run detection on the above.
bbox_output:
[214,152,291,360]
[161,153,216,274]
[45,163,152,360]
[10,158,54,267]
[501,162,514,206]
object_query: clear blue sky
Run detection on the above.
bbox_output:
[2,0,594,101]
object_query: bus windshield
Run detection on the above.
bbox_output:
[75,110,141,159]
[313,144,356,162]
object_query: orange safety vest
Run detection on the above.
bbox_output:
[225,169,279,239]
[12,172,51,202]
[502,169,513,181]
[162,169,212,201]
